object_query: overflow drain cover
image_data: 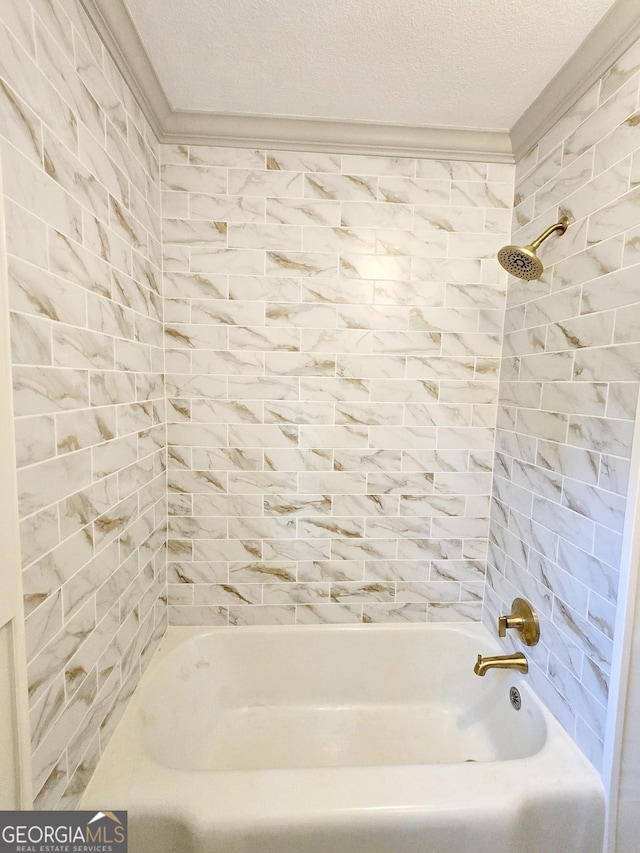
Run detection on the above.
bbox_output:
[509,686,522,710]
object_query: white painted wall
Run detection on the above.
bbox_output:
[604,390,640,851]
[612,602,640,850]
[0,149,32,809]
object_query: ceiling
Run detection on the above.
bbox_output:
[83,0,638,159]
[123,0,616,130]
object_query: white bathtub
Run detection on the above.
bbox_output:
[81,623,605,853]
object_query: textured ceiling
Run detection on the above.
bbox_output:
[123,0,617,131]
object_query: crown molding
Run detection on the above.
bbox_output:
[79,0,513,161]
[81,0,639,165]
[162,111,513,162]
[511,0,640,160]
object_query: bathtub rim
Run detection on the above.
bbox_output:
[82,621,605,825]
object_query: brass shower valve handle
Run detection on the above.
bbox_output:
[497,598,540,646]
[498,613,524,636]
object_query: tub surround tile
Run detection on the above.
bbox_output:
[158,147,511,632]
[12,0,640,804]
[488,40,640,771]
[158,158,511,620]
[1,0,166,810]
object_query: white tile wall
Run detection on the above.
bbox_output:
[0,0,166,808]
[487,40,640,770]
[6,0,640,809]
[161,146,513,627]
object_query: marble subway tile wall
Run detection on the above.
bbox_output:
[0,0,167,806]
[487,36,640,769]
[161,145,513,626]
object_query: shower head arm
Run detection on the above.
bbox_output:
[530,216,569,250]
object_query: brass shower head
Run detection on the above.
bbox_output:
[497,216,569,281]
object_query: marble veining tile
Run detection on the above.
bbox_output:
[485,54,640,762]
[0,0,170,809]
[229,168,302,198]
[19,15,640,798]
[190,192,265,223]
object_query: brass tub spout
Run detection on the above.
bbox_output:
[474,652,528,677]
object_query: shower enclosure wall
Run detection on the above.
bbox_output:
[0,0,639,827]
[486,64,640,770]
[0,0,167,807]
[160,144,512,628]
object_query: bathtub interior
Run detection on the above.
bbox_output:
[81,623,606,853]
[139,624,547,771]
